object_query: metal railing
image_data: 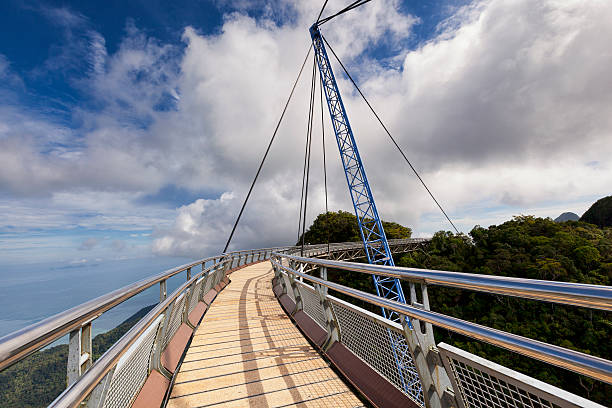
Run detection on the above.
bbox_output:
[270,252,611,408]
[278,254,612,311]
[0,238,425,408]
[50,258,231,408]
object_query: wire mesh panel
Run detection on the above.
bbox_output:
[296,281,326,329]
[329,297,423,406]
[438,343,604,408]
[162,293,186,349]
[102,314,164,408]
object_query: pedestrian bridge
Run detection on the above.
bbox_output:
[0,239,610,408]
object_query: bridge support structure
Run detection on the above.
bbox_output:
[310,22,453,406]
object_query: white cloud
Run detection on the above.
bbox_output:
[154,0,612,256]
[1,0,612,259]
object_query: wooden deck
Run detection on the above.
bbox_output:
[167,262,364,408]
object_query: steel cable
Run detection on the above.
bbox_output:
[300,54,318,256]
[223,44,313,253]
[317,0,373,25]
[319,63,331,255]
[321,35,460,234]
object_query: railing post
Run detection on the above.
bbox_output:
[220,256,231,282]
[150,319,167,377]
[277,264,289,296]
[183,280,198,328]
[160,279,167,302]
[187,267,191,281]
[288,263,302,314]
[84,367,114,408]
[401,282,456,408]
[67,321,92,386]
[316,267,340,351]
[271,256,284,293]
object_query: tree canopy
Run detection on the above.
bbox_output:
[297,210,412,245]
[300,211,611,405]
[397,216,611,404]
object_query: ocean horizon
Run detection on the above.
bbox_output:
[0,255,196,341]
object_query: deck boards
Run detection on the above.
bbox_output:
[167,262,364,408]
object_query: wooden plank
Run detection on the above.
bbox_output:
[167,262,363,408]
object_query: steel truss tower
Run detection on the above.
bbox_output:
[310,23,423,402]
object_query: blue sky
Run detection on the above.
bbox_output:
[0,0,466,123]
[1,0,611,265]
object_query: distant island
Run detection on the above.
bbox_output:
[554,212,579,222]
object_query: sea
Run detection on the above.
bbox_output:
[0,256,195,343]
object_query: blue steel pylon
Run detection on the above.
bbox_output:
[310,23,423,403]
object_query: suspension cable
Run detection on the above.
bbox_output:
[316,0,329,22]
[319,62,331,254]
[317,0,373,25]
[297,55,317,244]
[321,35,461,234]
[300,54,318,256]
[297,60,312,243]
[223,44,313,253]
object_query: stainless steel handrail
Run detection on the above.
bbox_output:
[271,258,612,384]
[277,253,612,311]
[0,239,420,371]
[0,246,289,371]
[48,259,229,408]
[0,256,224,371]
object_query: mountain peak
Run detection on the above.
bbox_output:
[554,212,579,223]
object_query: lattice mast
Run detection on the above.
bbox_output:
[309,24,407,314]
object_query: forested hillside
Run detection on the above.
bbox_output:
[581,195,612,228]
[0,305,155,408]
[303,211,611,405]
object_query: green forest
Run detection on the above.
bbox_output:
[0,305,154,408]
[303,210,611,405]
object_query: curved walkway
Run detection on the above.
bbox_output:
[167,261,364,408]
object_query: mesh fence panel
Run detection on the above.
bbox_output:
[330,298,424,406]
[296,282,326,329]
[102,315,163,408]
[163,293,186,349]
[446,356,562,408]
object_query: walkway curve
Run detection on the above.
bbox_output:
[167,261,364,408]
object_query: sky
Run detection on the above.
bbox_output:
[0,0,611,265]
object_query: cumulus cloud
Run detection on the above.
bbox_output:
[1,0,612,259]
[152,0,612,256]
